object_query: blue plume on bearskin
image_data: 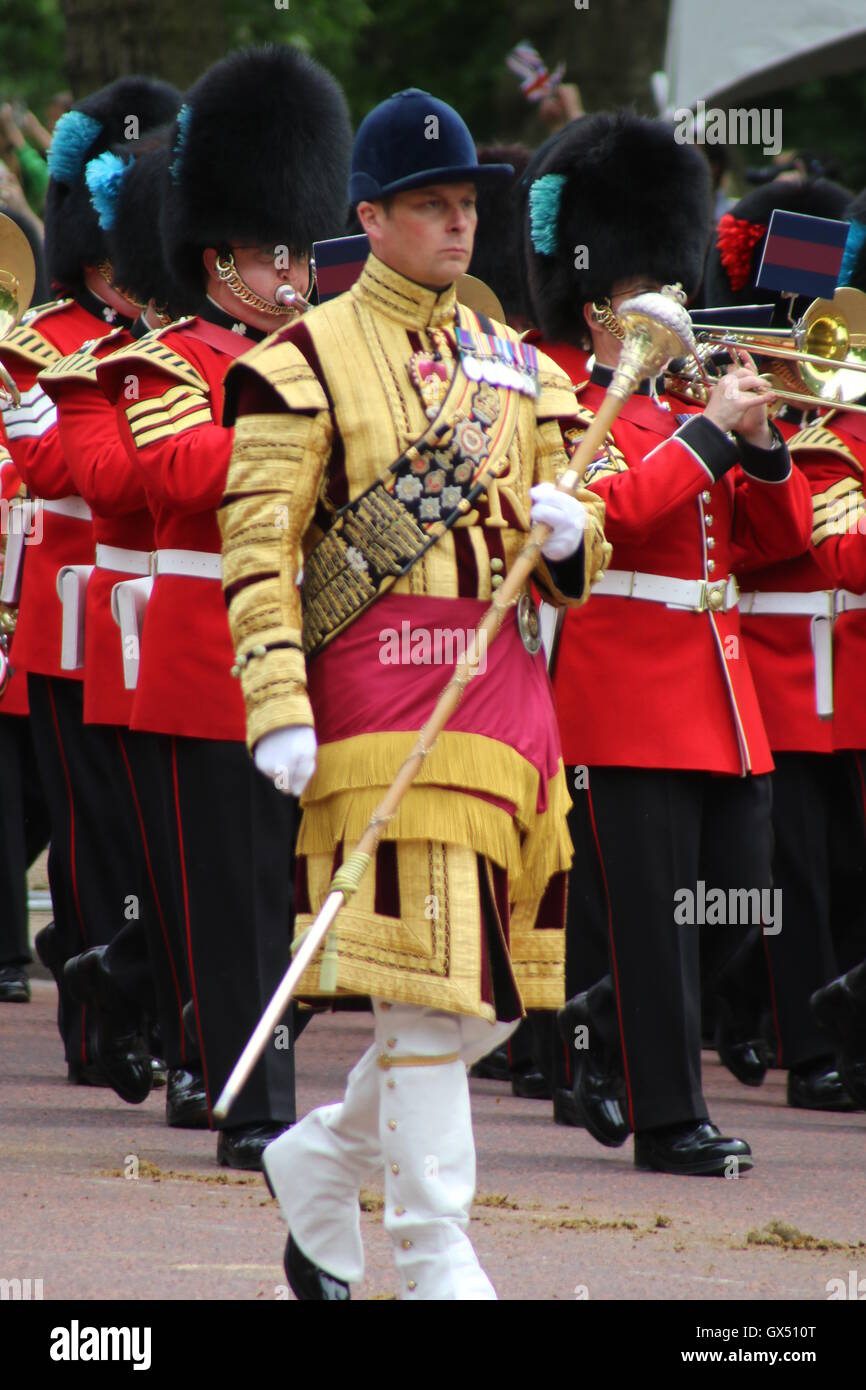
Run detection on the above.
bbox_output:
[529,174,566,256]
[46,111,103,184]
[85,151,133,230]
[44,77,181,292]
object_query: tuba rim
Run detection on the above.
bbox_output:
[0,212,36,327]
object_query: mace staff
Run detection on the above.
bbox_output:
[213,285,697,1122]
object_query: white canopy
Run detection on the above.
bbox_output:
[662,0,866,113]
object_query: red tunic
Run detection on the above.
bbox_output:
[733,416,833,752]
[40,326,156,726]
[0,299,119,679]
[791,411,866,753]
[97,317,250,741]
[542,341,812,774]
[0,426,28,716]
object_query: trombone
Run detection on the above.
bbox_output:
[667,287,866,416]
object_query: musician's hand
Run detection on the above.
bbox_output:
[254,725,317,796]
[530,481,587,560]
[703,350,775,446]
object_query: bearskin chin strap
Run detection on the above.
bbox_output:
[213,251,297,319]
[591,298,626,341]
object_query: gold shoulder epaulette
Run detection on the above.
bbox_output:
[560,392,627,481]
[788,420,862,472]
[37,329,126,387]
[20,298,73,327]
[533,346,580,419]
[0,321,64,371]
[105,324,208,392]
[237,335,329,413]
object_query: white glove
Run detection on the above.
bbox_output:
[529,482,587,562]
[254,726,317,797]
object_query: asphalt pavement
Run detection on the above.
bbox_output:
[2,980,864,1302]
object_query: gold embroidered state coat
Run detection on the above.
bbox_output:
[218,255,609,1018]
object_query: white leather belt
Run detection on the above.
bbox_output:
[740,588,866,617]
[834,590,866,614]
[153,548,222,580]
[41,495,92,522]
[739,589,835,618]
[95,544,152,576]
[739,587,866,719]
[591,568,740,613]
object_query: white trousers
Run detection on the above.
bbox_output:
[264,1002,517,1300]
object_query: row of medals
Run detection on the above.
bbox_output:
[403,336,543,654]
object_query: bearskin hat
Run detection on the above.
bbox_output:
[162,45,352,299]
[44,77,181,291]
[468,143,532,323]
[85,133,198,321]
[703,176,852,323]
[521,111,713,343]
[837,187,866,295]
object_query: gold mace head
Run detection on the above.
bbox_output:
[609,282,696,402]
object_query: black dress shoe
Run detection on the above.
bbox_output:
[217,1122,292,1171]
[284,1233,350,1301]
[716,1035,768,1087]
[714,996,768,1086]
[166,1067,210,1129]
[634,1121,753,1176]
[34,922,64,978]
[64,947,152,1105]
[510,1066,552,1100]
[150,1057,167,1088]
[787,1059,857,1111]
[553,1071,631,1145]
[555,991,631,1146]
[470,1044,511,1083]
[0,966,30,1002]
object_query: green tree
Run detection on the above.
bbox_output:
[0,0,66,115]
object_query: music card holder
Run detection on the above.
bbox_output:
[110,575,154,689]
[56,564,94,670]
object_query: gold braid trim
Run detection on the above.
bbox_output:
[298,740,573,907]
[811,475,866,545]
[219,409,332,747]
[789,421,862,471]
[377,1052,461,1069]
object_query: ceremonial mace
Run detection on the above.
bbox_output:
[213,284,697,1121]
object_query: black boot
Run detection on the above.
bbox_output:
[64,946,152,1104]
[555,991,631,1146]
[634,1121,753,1176]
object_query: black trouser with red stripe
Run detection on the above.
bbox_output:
[97,728,197,1070]
[166,734,298,1129]
[26,675,148,1065]
[0,711,51,967]
[563,765,772,1132]
[759,751,866,1069]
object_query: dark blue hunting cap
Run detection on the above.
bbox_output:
[349,89,513,203]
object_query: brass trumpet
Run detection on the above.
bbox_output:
[667,287,866,416]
